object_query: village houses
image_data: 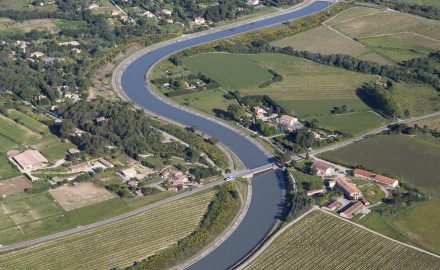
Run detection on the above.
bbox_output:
[353,169,399,188]
[311,160,335,177]
[335,177,362,200]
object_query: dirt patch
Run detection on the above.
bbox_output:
[0,18,59,33]
[0,176,31,196]
[49,182,114,211]
[89,45,140,101]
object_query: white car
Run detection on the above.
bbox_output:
[224,176,234,181]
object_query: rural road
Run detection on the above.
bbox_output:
[294,111,440,160]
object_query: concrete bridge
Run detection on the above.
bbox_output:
[231,163,278,179]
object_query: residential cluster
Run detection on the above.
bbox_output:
[253,106,304,132]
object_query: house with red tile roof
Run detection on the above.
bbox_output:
[340,201,364,219]
[312,160,335,176]
[335,177,362,200]
[353,169,398,188]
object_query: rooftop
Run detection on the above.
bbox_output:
[340,201,364,218]
[312,160,333,171]
[335,177,361,195]
[13,150,48,169]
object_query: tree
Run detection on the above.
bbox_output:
[59,119,75,139]
[227,104,245,121]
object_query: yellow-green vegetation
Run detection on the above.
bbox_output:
[359,183,386,204]
[0,18,59,35]
[245,211,440,270]
[8,109,48,134]
[0,115,41,145]
[0,154,20,180]
[0,190,216,270]
[392,198,440,253]
[309,111,385,135]
[391,82,440,116]
[359,36,436,63]
[408,115,440,131]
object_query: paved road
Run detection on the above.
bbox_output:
[293,111,440,160]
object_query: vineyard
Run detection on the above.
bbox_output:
[245,211,440,270]
[408,115,440,131]
[318,134,440,189]
[325,7,384,26]
[0,190,215,270]
[272,26,369,57]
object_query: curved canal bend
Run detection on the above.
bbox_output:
[119,1,330,269]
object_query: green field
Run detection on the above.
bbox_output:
[391,82,440,116]
[291,169,323,192]
[53,19,87,30]
[0,115,40,145]
[360,36,435,63]
[8,110,48,134]
[319,134,440,189]
[0,155,20,180]
[173,89,236,117]
[395,0,440,8]
[0,191,215,269]
[409,115,440,131]
[182,53,273,90]
[245,211,440,269]
[309,111,386,135]
[277,98,371,117]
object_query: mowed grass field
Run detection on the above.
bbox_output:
[0,155,20,180]
[391,82,440,116]
[173,89,236,117]
[319,134,440,189]
[0,190,215,270]
[182,53,273,90]
[309,111,385,136]
[245,211,440,270]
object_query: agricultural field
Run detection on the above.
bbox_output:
[173,89,236,118]
[49,182,115,211]
[408,115,440,131]
[359,36,436,63]
[8,109,48,135]
[0,176,31,196]
[395,0,440,8]
[284,6,440,65]
[0,190,216,270]
[319,134,440,189]
[0,155,20,180]
[391,82,440,116]
[0,18,59,35]
[245,211,440,270]
[182,53,274,90]
[309,111,385,136]
[0,115,41,146]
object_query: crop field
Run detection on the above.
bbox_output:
[318,134,440,189]
[272,26,369,57]
[245,211,440,270]
[182,53,273,90]
[31,136,75,161]
[392,198,440,253]
[49,182,115,211]
[0,0,58,11]
[277,98,371,118]
[241,53,377,100]
[0,115,40,145]
[359,36,435,63]
[8,109,48,134]
[309,111,385,135]
[332,8,440,42]
[391,82,440,116]
[325,7,385,26]
[173,89,236,117]
[0,155,20,180]
[0,176,31,196]
[0,191,216,270]
[395,0,440,8]
[0,18,59,34]
[408,115,440,131]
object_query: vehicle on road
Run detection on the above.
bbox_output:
[224,176,234,181]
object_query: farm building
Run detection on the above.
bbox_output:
[120,168,137,179]
[339,201,365,219]
[12,150,48,170]
[353,169,398,188]
[335,177,362,200]
[98,158,114,168]
[254,107,268,120]
[311,160,335,176]
[127,180,138,188]
[322,200,340,211]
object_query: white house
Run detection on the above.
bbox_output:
[194,17,205,25]
[279,114,298,127]
[311,160,335,176]
[247,0,260,5]
[162,9,172,16]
